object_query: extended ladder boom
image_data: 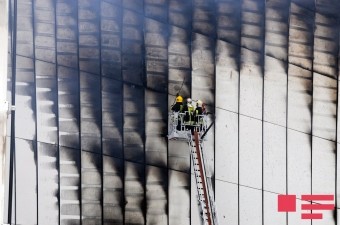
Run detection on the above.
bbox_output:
[190,131,218,225]
[168,111,218,224]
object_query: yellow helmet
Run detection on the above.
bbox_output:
[197,100,203,107]
[176,95,183,103]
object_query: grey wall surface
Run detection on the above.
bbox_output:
[6,0,340,224]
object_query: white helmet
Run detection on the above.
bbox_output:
[197,100,203,107]
[187,98,192,103]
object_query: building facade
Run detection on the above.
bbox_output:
[4,0,340,224]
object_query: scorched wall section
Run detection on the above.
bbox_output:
[6,0,340,225]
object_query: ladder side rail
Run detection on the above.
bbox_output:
[197,137,217,225]
[206,178,218,225]
[194,131,213,225]
[189,137,209,225]
[199,140,219,225]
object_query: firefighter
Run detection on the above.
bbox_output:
[171,95,183,112]
[181,98,195,134]
[195,100,204,116]
[182,98,195,121]
[194,100,205,131]
[182,98,195,112]
[170,95,184,131]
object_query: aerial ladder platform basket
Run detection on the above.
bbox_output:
[168,111,218,225]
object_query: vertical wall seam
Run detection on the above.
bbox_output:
[237,0,242,224]
[311,1,316,224]
[166,0,169,224]
[334,5,340,224]
[13,1,17,221]
[189,0,193,223]
[261,0,266,224]
[120,0,125,223]
[31,0,38,223]
[75,0,82,223]
[212,0,217,202]
[8,0,17,223]
[53,0,60,223]
[286,1,292,225]
[142,1,147,224]
[99,0,104,223]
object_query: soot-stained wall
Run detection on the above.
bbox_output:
[6,0,340,224]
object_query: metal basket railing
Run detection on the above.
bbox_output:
[168,111,208,139]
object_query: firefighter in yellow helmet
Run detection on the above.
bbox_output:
[171,95,183,112]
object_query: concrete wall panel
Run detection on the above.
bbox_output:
[15,138,37,224]
[103,155,124,224]
[60,146,81,225]
[146,165,167,225]
[169,170,190,225]
[287,130,311,225]
[38,142,59,224]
